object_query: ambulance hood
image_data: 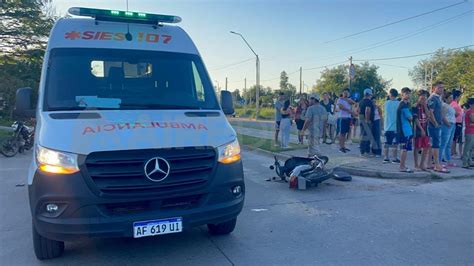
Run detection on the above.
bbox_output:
[37,110,236,155]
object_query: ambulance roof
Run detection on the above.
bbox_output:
[47,18,199,55]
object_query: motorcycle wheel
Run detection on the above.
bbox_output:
[275,165,287,180]
[1,138,19,157]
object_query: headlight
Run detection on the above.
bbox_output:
[217,139,241,164]
[36,145,79,174]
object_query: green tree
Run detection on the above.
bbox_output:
[278,70,297,99]
[315,63,390,99]
[242,85,274,106]
[279,71,289,90]
[352,62,390,99]
[0,0,55,117]
[314,65,347,96]
[231,89,243,102]
[410,48,474,103]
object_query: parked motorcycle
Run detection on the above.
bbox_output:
[1,121,35,157]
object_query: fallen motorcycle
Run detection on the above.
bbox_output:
[269,155,351,189]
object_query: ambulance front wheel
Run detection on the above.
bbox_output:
[32,222,64,260]
[207,218,237,235]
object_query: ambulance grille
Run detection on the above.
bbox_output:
[83,147,216,195]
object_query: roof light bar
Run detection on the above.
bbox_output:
[68,7,182,24]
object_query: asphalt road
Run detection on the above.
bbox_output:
[0,149,473,265]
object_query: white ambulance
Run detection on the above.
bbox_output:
[14,7,244,260]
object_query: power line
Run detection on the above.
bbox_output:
[376,63,411,69]
[317,10,473,61]
[227,79,246,84]
[209,57,254,71]
[260,69,299,82]
[348,10,473,55]
[303,60,348,71]
[272,8,471,67]
[323,0,468,44]
[353,45,473,62]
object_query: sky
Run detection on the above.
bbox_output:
[52,0,473,93]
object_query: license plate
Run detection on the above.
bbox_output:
[133,217,183,238]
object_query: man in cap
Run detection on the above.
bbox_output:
[359,88,375,157]
[301,94,327,157]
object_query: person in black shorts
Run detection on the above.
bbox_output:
[451,90,463,157]
[336,89,354,153]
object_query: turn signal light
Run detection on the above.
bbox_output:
[39,164,79,174]
[219,154,241,164]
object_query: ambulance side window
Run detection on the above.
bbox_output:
[192,62,205,102]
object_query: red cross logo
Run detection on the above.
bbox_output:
[65,31,81,40]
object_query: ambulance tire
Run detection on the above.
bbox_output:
[207,218,237,235]
[32,223,64,260]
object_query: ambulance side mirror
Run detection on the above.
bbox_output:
[220,91,234,116]
[14,87,36,118]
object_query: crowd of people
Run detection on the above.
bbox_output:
[274,81,474,173]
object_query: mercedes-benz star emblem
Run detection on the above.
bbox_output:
[144,157,171,182]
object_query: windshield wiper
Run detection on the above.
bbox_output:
[119,103,201,110]
[47,106,119,111]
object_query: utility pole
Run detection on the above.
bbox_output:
[349,56,353,93]
[244,78,247,112]
[256,55,260,119]
[230,31,260,119]
[225,77,228,91]
[424,64,428,89]
[299,66,302,96]
[430,65,434,89]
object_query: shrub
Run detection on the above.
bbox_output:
[234,107,274,120]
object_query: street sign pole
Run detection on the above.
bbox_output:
[299,66,302,96]
[349,56,354,94]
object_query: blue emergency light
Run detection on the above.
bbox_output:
[68,7,182,25]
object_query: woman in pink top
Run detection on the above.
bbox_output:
[450,91,463,157]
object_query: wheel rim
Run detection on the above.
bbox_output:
[1,139,18,156]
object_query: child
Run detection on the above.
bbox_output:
[397,87,414,173]
[412,90,430,171]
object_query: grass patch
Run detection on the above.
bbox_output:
[0,118,13,127]
[230,121,271,131]
[230,121,300,135]
[237,133,305,153]
[234,107,274,120]
[0,129,11,142]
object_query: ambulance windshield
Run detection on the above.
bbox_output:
[44,48,219,111]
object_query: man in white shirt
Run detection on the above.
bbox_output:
[336,89,354,153]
